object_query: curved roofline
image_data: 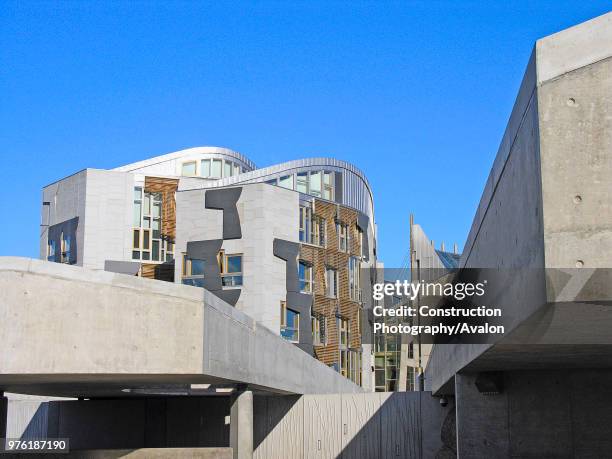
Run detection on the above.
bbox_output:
[205,157,373,199]
[113,146,257,172]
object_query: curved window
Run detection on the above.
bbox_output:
[267,170,335,200]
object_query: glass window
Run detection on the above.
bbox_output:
[325,267,337,298]
[220,252,243,287]
[224,161,233,177]
[309,171,322,197]
[299,206,311,243]
[279,175,294,189]
[132,188,174,263]
[339,318,349,347]
[323,172,334,200]
[233,164,241,176]
[280,301,299,342]
[201,159,211,177]
[298,261,312,293]
[296,172,308,193]
[337,223,349,252]
[349,256,361,302]
[181,161,197,176]
[211,159,222,178]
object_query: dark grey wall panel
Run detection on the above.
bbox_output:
[205,188,243,240]
[47,217,79,265]
[104,260,141,276]
[187,239,241,306]
[273,238,314,353]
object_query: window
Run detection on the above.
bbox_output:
[280,301,300,342]
[406,366,416,391]
[47,239,56,262]
[233,164,241,176]
[279,175,294,189]
[348,256,361,302]
[298,261,313,293]
[181,253,205,287]
[358,228,365,258]
[325,267,337,298]
[312,314,326,345]
[181,161,197,176]
[337,223,349,252]
[132,187,174,262]
[299,206,325,246]
[309,171,322,197]
[323,172,334,200]
[60,232,72,264]
[224,161,233,178]
[296,172,308,193]
[340,348,361,385]
[339,317,349,348]
[219,251,243,287]
[201,159,211,177]
[211,159,222,178]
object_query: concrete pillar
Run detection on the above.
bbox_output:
[230,390,253,459]
[0,392,7,439]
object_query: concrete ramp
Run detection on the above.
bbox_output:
[0,257,360,397]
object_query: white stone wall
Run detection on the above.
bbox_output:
[175,183,299,335]
[81,169,134,270]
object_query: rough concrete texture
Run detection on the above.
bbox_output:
[0,257,360,396]
[456,369,612,458]
[230,391,253,459]
[427,12,612,395]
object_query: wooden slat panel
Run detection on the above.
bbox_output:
[144,176,179,241]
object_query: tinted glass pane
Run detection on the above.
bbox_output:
[296,173,308,193]
[227,255,242,273]
[224,161,232,177]
[133,187,142,200]
[191,259,205,275]
[279,175,294,189]
[310,171,322,194]
[152,240,160,261]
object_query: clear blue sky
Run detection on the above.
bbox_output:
[1,1,609,267]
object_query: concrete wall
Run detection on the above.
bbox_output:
[175,183,299,334]
[0,257,360,396]
[254,392,452,459]
[455,369,612,458]
[427,12,612,395]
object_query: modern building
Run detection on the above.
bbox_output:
[40,146,377,389]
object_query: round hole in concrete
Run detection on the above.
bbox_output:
[576,260,584,268]
[567,98,576,106]
[573,195,582,203]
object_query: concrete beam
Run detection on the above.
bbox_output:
[0,257,362,397]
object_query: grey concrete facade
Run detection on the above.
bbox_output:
[0,257,361,396]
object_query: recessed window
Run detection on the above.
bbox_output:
[59,232,72,264]
[132,187,174,263]
[323,172,334,200]
[339,317,349,348]
[299,205,325,246]
[219,251,243,287]
[309,171,322,197]
[279,175,294,189]
[298,261,313,293]
[348,256,361,302]
[233,164,241,176]
[296,172,308,194]
[181,253,205,287]
[211,159,222,178]
[337,222,349,252]
[201,159,211,177]
[224,161,233,178]
[312,314,326,346]
[325,267,338,298]
[181,161,197,176]
[358,228,365,258]
[280,301,300,343]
